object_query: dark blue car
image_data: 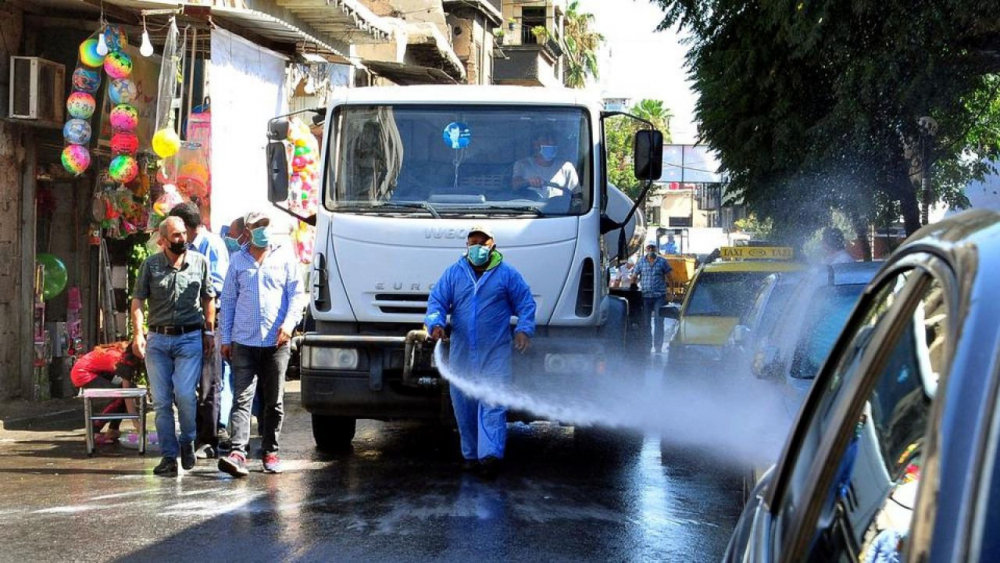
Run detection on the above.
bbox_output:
[724,210,1000,562]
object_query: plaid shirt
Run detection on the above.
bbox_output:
[634,255,671,297]
[219,243,307,347]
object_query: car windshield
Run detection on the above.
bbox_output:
[788,284,867,379]
[327,105,592,217]
[684,271,777,317]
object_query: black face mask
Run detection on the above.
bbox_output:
[168,241,187,255]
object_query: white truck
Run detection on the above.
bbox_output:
[265,86,661,450]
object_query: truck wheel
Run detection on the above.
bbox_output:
[312,415,356,451]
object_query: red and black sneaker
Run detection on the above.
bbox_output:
[218,452,249,478]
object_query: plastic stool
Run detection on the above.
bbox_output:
[82,388,148,455]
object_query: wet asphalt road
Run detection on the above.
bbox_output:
[0,374,744,562]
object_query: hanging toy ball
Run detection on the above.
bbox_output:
[110,132,139,155]
[71,68,102,93]
[78,38,106,68]
[108,78,138,105]
[66,91,96,120]
[63,118,93,145]
[108,154,139,183]
[151,128,181,158]
[109,104,139,132]
[103,51,133,80]
[103,25,129,52]
[61,144,91,175]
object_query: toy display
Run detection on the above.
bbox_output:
[66,91,96,120]
[110,132,139,155]
[103,51,133,80]
[151,127,180,158]
[63,119,92,145]
[110,104,138,132]
[109,154,138,183]
[78,38,105,68]
[61,145,91,176]
[71,68,102,93]
[285,118,319,263]
[36,253,68,301]
[108,78,137,105]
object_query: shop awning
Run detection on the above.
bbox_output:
[362,60,457,85]
[362,21,465,84]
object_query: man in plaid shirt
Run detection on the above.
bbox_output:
[631,242,672,353]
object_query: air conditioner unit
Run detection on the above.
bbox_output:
[9,56,66,124]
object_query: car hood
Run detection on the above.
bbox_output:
[678,316,740,346]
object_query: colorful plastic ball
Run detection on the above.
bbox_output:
[108,79,138,105]
[151,128,181,158]
[103,51,133,80]
[63,118,92,145]
[78,38,105,67]
[36,253,68,301]
[71,68,102,93]
[103,25,129,52]
[108,154,138,183]
[66,91,96,120]
[292,156,306,170]
[110,132,139,155]
[109,104,138,132]
[293,145,312,157]
[61,144,90,175]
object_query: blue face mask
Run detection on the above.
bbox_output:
[224,236,242,252]
[539,145,558,161]
[467,244,492,267]
[250,226,270,248]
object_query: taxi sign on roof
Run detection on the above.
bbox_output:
[720,246,794,260]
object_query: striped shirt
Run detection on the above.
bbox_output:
[634,255,671,297]
[191,229,230,295]
[219,243,307,347]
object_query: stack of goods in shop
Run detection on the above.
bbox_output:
[287,117,319,264]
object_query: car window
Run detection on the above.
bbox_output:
[775,269,913,548]
[684,271,774,317]
[803,277,948,562]
[758,281,799,336]
[742,276,776,325]
[787,284,868,379]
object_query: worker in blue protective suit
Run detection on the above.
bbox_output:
[425,226,536,479]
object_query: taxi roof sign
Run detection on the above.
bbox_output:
[720,246,794,260]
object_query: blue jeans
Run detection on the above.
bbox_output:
[145,331,203,458]
[643,295,667,351]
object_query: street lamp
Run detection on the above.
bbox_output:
[918,116,938,225]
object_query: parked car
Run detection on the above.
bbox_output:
[724,210,1000,563]
[722,271,804,374]
[664,255,804,372]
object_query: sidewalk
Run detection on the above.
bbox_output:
[0,396,84,434]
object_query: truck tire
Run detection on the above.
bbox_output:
[312,414,356,451]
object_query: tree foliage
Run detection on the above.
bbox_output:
[651,0,1000,239]
[563,1,603,89]
[607,99,673,200]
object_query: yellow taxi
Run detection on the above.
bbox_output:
[663,247,804,370]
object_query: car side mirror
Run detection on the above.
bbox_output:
[659,304,680,320]
[266,141,289,203]
[633,129,664,181]
[733,325,751,345]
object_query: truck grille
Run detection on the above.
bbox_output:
[373,293,429,315]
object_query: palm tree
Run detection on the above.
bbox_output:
[562,1,603,89]
[631,99,672,136]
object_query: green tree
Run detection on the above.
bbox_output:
[606,99,673,200]
[651,0,1000,239]
[563,1,603,89]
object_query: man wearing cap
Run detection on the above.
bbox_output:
[218,211,307,477]
[631,243,672,354]
[131,216,216,476]
[425,226,536,478]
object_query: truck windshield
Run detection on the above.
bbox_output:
[327,105,593,217]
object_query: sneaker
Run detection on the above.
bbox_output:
[219,452,249,478]
[195,444,217,460]
[153,456,178,476]
[180,443,196,470]
[262,453,283,474]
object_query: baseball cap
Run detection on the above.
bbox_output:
[244,210,270,226]
[468,225,494,241]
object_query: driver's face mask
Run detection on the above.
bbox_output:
[539,145,558,161]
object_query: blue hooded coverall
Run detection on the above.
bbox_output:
[425,251,536,461]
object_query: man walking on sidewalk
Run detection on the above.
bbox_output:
[131,216,216,476]
[631,242,672,354]
[218,211,306,477]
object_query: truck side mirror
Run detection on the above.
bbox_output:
[633,129,663,181]
[266,141,289,203]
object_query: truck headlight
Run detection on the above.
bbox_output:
[305,347,359,370]
[544,353,593,374]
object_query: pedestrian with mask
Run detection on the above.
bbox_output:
[169,202,229,459]
[425,226,536,479]
[131,216,216,476]
[224,216,248,255]
[511,128,580,199]
[218,211,307,476]
[631,242,672,354]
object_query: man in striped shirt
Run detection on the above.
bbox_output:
[631,243,672,354]
[217,211,307,476]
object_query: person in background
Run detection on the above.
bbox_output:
[611,257,636,289]
[660,234,678,255]
[169,202,230,459]
[822,227,855,265]
[218,211,307,477]
[224,216,248,255]
[426,226,536,479]
[131,216,216,476]
[511,128,580,199]
[70,341,140,445]
[631,242,672,354]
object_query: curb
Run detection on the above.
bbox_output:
[0,405,84,433]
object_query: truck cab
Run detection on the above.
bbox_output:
[267,86,659,450]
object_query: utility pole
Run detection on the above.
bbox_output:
[918,116,939,225]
